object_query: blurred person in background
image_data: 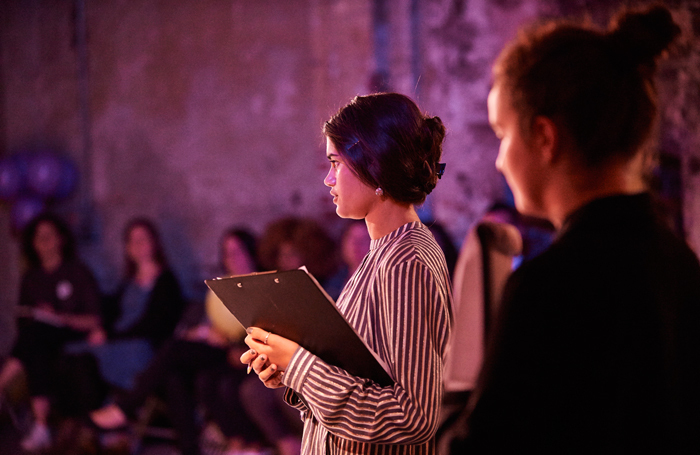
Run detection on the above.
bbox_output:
[257,216,342,299]
[336,219,372,286]
[0,213,102,452]
[91,227,270,455]
[67,218,185,396]
[426,221,459,278]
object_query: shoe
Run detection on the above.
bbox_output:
[90,404,128,430]
[20,423,52,452]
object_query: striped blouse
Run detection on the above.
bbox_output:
[282,221,453,455]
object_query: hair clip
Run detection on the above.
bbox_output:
[437,163,446,179]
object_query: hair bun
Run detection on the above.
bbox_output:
[608,5,680,67]
[424,116,446,138]
[420,116,446,195]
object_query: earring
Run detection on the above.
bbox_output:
[375,188,384,197]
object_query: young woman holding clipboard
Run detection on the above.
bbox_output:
[241,92,453,455]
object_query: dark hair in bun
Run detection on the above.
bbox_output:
[493,4,680,167]
[608,5,680,70]
[323,93,445,205]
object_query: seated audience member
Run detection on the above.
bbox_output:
[67,218,185,392]
[257,216,342,299]
[426,221,459,278]
[0,213,102,452]
[333,219,372,287]
[449,5,700,453]
[238,375,303,455]
[90,227,262,455]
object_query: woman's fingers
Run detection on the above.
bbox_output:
[241,341,285,388]
[244,326,299,372]
[239,348,257,365]
[259,363,284,388]
[258,362,277,381]
[246,327,272,346]
[251,353,269,375]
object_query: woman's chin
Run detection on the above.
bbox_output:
[336,209,365,221]
[335,207,354,219]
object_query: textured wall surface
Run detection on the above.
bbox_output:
[1,0,699,356]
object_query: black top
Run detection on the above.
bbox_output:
[460,193,700,453]
[102,269,185,348]
[19,259,101,317]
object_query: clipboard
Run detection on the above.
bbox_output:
[205,268,393,387]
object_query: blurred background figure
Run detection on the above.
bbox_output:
[67,218,185,395]
[238,374,303,455]
[0,213,102,452]
[334,220,372,288]
[90,227,276,455]
[257,216,341,299]
[425,221,459,279]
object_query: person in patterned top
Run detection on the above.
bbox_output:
[242,93,453,455]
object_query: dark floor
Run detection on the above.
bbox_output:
[0,407,227,455]
[0,420,180,455]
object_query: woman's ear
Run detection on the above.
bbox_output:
[531,116,559,164]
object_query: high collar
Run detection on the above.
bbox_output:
[369,220,424,251]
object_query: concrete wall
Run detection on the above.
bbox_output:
[1,0,699,355]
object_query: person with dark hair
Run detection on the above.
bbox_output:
[0,213,102,451]
[242,92,453,455]
[257,216,342,299]
[90,227,262,455]
[426,221,459,278]
[67,218,185,393]
[337,219,372,285]
[449,5,700,453]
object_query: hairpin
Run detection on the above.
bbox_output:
[437,163,446,179]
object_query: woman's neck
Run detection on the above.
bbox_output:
[134,260,161,287]
[365,202,420,240]
[545,153,647,229]
[41,254,62,273]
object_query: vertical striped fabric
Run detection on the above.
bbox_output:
[282,221,453,454]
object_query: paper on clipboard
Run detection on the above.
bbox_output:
[205,267,393,387]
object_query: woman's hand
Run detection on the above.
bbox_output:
[244,327,299,371]
[241,327,299,387]
[240,349,285,388]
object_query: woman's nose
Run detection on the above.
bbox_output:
[495,147,505,173]
[324,169,335,187]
